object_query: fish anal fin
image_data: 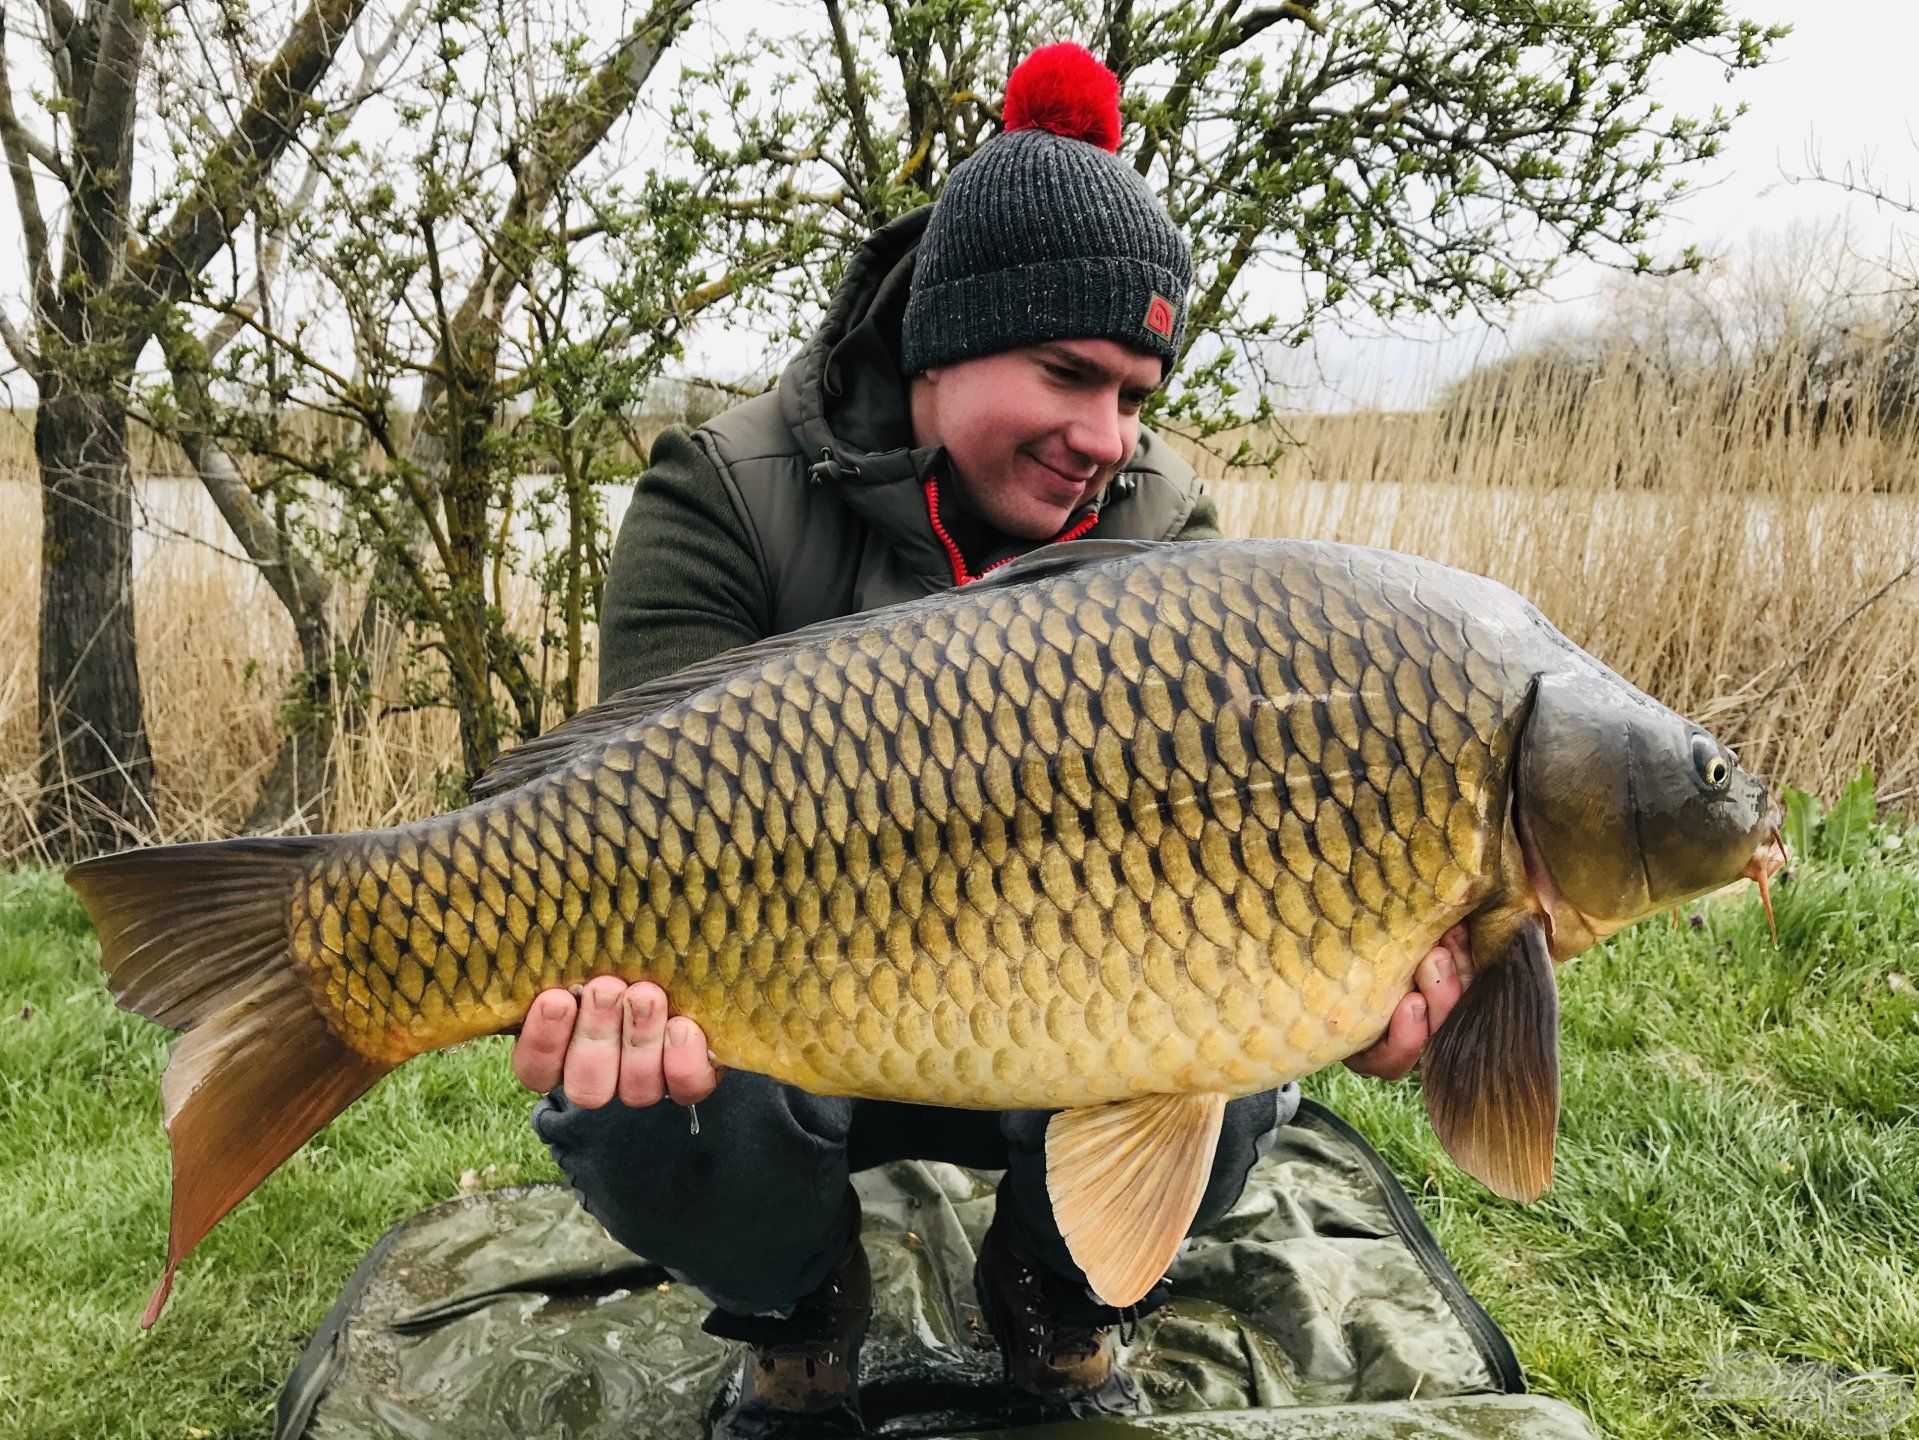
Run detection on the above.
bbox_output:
[1045,1092,1228,1308]
[1421,913,1559,1202]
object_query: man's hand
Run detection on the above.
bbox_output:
[510,977,721,1108]
[1343,923,1472,1081]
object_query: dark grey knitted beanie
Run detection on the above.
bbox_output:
[899,43,1192,377]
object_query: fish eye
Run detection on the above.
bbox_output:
[1691,734,1731,791]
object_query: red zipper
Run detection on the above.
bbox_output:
[923,476,1101,587]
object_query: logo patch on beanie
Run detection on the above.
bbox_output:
[1144,294,1176,339]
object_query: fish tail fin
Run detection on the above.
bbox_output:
[66,839,393,1327]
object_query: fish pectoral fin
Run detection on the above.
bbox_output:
[1421,912,1560,1202]
[1044,1091,1229,1308]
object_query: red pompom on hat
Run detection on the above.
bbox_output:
[1001,42,1122,153]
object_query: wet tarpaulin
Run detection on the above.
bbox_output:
[275,1100,1598,1440]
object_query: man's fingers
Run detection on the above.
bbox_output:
[561,976,629,1108]
[663,1016,720,1105]
[616,982,670,1108]
[1343,988,1429,1080]
[511,989,577,1094]
[1371,991,1429,1080]
[1413,942,1465,1033]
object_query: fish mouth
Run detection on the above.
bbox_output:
[1746,808,1788,884]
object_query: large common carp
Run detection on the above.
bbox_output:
[69,539,1783,1325]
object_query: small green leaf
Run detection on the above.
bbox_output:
[1780,786,1820,864]
[1824,765,1878,865]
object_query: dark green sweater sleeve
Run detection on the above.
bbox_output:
[598,427,774,696]
[1172,487,1223,542]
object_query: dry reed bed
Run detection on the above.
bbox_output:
[1192,359,1919,817]
[1,355,1914,855]
[0,471,478,855]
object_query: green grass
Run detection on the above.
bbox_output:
[0,870,560,1440]
[1305,833,1919,1438]
[2,841,1917,1439]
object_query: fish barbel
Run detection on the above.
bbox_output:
[67,538,1783,1324]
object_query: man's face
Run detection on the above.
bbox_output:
[911,338,1163,541]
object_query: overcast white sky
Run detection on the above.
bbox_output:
[1285,0,1919,406]
[3,1,1915,411]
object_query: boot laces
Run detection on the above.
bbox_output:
[1017,1255,1116,1361]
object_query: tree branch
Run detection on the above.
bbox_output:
[121,0,373,324]
[0,11,54,314]
[158,322,335,637]
[0,102,61,177]
[35,0,78,105]
[0,308,39,377]
[201,0,424,365]
[36,0,76,49]
[1181,212,1261,359]
[65,0,147,286]
[1131,0,1249,179]
[463,0,694,318]
[404,0,692,488]
[822,0,884,213]
[1236,2,1324,43]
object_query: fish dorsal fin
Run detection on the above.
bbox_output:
[1045,1091,1229,1307]
[472,539,1169,800]
[470,598,964,800]
[1421,913,1560,1202]
[970,538,1169,589]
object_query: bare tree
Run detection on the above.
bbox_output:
[149,0,830,801]
[0,0,373,857]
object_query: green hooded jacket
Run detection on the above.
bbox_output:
[281,207,1601,1440]
[269,219,1606,1440]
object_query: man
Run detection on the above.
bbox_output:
[508,42,1470,1438]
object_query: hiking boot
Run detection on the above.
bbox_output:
[972,1216,1159,1419]
[706,1226,872,1440]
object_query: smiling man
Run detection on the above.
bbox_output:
[510,43,1467,1440]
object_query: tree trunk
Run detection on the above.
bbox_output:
[34,377,153,859]
[241,617,342,833]
[244,728,331,833]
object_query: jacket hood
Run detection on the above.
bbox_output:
[778,208,956,578]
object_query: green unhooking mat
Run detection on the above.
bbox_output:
[273,1101,1597,1440]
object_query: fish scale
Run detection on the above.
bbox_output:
[287,542,1526,1106]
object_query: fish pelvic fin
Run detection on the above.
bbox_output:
[1421,912,1560,1202]
[66,839,392,1327]
[1045,1091,1228,1308]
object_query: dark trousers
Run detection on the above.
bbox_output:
[534,1073,1299,1317]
